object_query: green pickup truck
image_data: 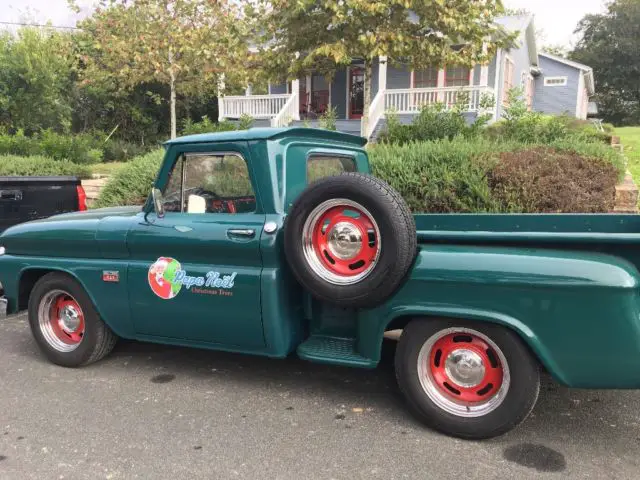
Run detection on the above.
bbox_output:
[1,128,639,439]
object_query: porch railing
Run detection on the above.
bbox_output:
[384,86,495,114]
[271,91,299,127]
[220,94,291,119]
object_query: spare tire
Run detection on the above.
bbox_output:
[283,173,417,308]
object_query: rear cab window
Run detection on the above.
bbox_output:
[307,154,357,183]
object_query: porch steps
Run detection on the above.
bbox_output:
[296,335,376,368]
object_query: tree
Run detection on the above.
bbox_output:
[78,0,248,138]
[249,0,512,135]
[571,0,640,125]
[541,44,569,58]
[0,27,75,134]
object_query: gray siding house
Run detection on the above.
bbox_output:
[533,53,594,119]
[218,14,595,140]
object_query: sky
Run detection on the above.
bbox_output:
[1,0,608,48]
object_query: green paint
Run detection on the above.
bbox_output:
[1,127,640,389]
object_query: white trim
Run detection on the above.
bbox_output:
[479,42,489,86]
[544,76,568,87]
[345,66,350,119]
[437,69,445,88]
[409,69,415,89]
[328,79,332,109]
[492,49,502,120]
[576,72,585,119]
[539,52,590,72]
[378,56,387,91]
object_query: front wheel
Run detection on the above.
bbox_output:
[28,272,118,367]
[395,319,540,439]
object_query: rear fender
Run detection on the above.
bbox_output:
[359,244,640,388]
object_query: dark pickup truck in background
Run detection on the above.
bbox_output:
[0,176,86,233]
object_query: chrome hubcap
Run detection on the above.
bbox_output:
[444,349,485,388]
[327,221,362,260]
[59,305,81,332]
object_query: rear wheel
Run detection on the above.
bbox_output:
[395,318,540,439]
[28,272,117,367]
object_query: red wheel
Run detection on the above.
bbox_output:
[302,199,381,284]
[421,329,508,415]
[396,320,540,439]
[38,290,86,352]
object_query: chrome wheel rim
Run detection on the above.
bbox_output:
[417,327,510,418]
[301,198,381,285]
[38,290,85,353]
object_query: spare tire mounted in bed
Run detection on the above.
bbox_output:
[284,173,417,308]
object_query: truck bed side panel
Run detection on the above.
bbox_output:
[372,244,640,389]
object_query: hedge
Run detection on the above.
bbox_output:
[94,149,164,208]
[96,138,624,214]
[0,154,91,178]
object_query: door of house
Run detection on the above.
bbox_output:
[349,67,365,119]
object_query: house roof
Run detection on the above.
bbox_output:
[165,127,367,146]
[539,52,595,95]
[495,15,538,66]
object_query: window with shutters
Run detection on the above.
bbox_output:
[502,57,515,106]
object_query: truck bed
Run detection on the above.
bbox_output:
[415,213,640,244]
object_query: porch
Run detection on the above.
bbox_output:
[218,57,497,140]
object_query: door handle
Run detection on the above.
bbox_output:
[227,228,255,239]
[0,190,22,201]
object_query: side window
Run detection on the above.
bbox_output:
[162,152,256,214]
[307,154,357,183]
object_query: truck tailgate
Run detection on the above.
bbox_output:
[0,176,81,232]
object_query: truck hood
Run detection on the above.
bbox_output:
[0,206,141,258]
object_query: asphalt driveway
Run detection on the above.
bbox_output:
[0,313,639,480]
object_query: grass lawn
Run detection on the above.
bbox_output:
[89,162,126,176]
[616,126,640,180]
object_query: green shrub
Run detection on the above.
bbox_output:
[369,137,623,213]
[0,130,39,156]
[102,138,150,162]
[237,114,255,130]
[319,106,338,131]
[379,99,492,145]
[488,148,618,213]
[369,139,501,212]
[0,154,91,178]
[182,116,238,136]
[0,130,105,164]
[95,150,164,208]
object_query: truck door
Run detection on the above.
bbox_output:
[126,148,266,348]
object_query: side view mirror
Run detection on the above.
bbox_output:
[152,188,165,219]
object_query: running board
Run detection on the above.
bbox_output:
[297,335,377,368]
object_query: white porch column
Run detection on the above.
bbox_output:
[480,42,490,86]
[292,79,301,120]
[245,85,252,96]
[217,74,226,121]
[378,56,387,91]
[437,69,446,103]
[492,49,503,121]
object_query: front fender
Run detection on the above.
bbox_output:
[362,245,640,389]
[1,256,135,339]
